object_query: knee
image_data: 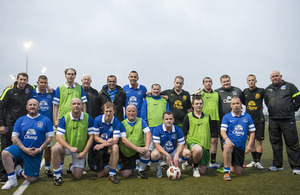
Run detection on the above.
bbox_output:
[121,170,132,178]
[143,151,150,159]
[223,144,232,154]
[73,173,83,180]
[1,150,10,159]
[151,150,160,160]
[182,149,191,159]
[26,176,38,183]
[211,138,218,145]
[112,144,119,153]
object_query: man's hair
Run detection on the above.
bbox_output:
[64,68,77,75]
[17,72,28,79]
[220,74,230,82]
[38,75,48,81]
[202,77,212,83]
[247,74,256,79]
[129,70,138,76]
[151,83,161,89]
[174,76,184,82]
[231,96,241,103]
[163,111,174,119]
[107,75,117,81]
[192,95,203,105]
[103,102,116,111]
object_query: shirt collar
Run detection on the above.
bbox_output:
[129,83,140,89]
[102,115,114,124]
[70,111,84,121]
[162,124,175,133]
[126,118,137,124]
[231,110,245,117]
[64,83,76,88]
[27,113,41,119]
[36,87,49,94]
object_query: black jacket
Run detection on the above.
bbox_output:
[98,85,126,122]
[84,86,101,119]
[265,80,300,119]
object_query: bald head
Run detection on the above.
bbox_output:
[26,98,39,117]
[270,70,282,86]
[81,74,92,89]
[126,104,137,122]
[71,98,82,114]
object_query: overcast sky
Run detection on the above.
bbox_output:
[1,0,299,96]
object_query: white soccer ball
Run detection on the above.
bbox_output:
[166,166,181,180]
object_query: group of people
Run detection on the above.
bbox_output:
[0,68,299,190]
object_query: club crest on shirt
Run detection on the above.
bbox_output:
[171,134,177,139]
[47,94,52,98]
[37,121,43,127]
[183,95,187,101]
[242,117,248,123]
[25,88,29,94]
[281,85,286,90]
[138,90,143,95]
[232,91,237,95]
[109,126,113,132]
[255,93,260,99]
[101,133,108,140]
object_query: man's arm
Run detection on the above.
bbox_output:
[154,142,173,166]
[53,104,59,128]
[77,134,94,159]
[245,131,255,154]
[82,103,87,112]
[12,136,37,156]
[56,134,78,153]
[220,130,234,147]
[121,136,148,155]
[0,88,11,134]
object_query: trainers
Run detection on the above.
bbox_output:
[217,167,224,173]
[54,176,63,186]
[269,166,283,171]
[161,164,168,170]
[193,168,200,178]
[45,169,53,177]
[223,173,231,181]
[182,161,190,170]
[156,166,162,178]
[15,165,23,178]
[255,162,264,170]
[292,169,300,175]
[208,162,220,169]
[108,175,120,184]
[67,163,73,174]
[1,179,18,190]
[246,161,256,168]
[137,171,148,179]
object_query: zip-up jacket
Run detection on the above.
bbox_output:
[265,80,300,119]
[84,86,101,119]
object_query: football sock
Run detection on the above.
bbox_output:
[224,167,230,173]
[7,172,17,180]
[211,153,216,164]
[54,168,61,178]
[193,163,199,168]
[60,162,64,170]
[256,152,262,162]
[45,164,51,170]
[139,157,150,171]
[109,169,116,176]
[251,152,257,162]
[17,169,24,177]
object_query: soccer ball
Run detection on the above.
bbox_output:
[166,166,181,180]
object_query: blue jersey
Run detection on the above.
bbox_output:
[120,118,150,137]
[123,84,147,117]
[12,114,54,157]
[94,115,121,140]
[152,124,185,154]
[30,88,55,124]
[221,111,256,150]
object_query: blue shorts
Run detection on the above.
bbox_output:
[5,145,42,177]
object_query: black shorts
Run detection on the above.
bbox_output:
[119,151,140,171]
[210,120,220,138]
[254,123,265,141]
[92,147,110,172]
[231,146,245,167]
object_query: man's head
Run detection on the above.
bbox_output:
[126,104,137,122]
[65,68,76,83]
[151,84,161,97]
[103,102,116,122]
[128,71,139,87]
[192,96,203,113]
[202,77,212,91]
[81,74,92,89]
[16,72,29,90]
[270,70,282,86]
[230,97,242,114]
[220,74,231,90]
[37,75,48,92]
[162,111,174,130]
[70,98,82,114]
[107,75,117,91]
[174,76,184,92]
[26,99,39,117]
[247,74,257,89]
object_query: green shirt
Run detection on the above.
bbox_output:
[146,96,167,127]
[201,90,219,121]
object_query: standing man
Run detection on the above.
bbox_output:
[119,105,151,179]
[30,75,55,177]
[93,102,121,184]
[53,68,87,128]
[0,72,34,182]
[221,97,255,181]
[264,70,300,174]
[182,96,211,177]
[123,71,147,118]
[161,76,192,128]
[51,98,94,186]
[99,75,126,122]
[243,74,265,170]
[1,99,54,190]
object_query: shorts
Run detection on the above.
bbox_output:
[65,148,85,168]
[92,147,110,172]
[5,145,41,177]
[119,151,140,171]
[254,123,265,141]
[231,146,245,167]
[210,120,220,138]
[190,144,210,166]
[162,149,177,161]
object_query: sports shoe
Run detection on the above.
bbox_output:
[255,162,264,170]
[108,175,120,184]
[137,171,148,179]
[161,164,168,170]
[1,179,17,190]
[208,162,220,169]
[217,167,224,173]
[182,161,190,170]
[45,169,53,177]
[193,168,200,178]
[67,163,73,174]
[246,161,256,168]
[223,173,231,181]
[292,169,300,175]
[269,166,283,172]
[156,166,162,178]
[15,165,23,178]
[54,176,63,186]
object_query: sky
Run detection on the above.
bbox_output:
[1,0,300,98]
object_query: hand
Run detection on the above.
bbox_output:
[224,138,234,148]
[173,154,180,167]
[107,138,114,144]
[47,86,53,93]
[77,152,85,159]
[24,147,36,156]
[31,147,41,155]
[0,126,6,134]
[161,95,168,100]
[245,144,254,154]
[136,147,147,155]
[94,144,105,151]
[166,154,173,167]
[69,147,79,153]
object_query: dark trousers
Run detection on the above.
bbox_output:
[269,119,300,169]
[0,126,13,178]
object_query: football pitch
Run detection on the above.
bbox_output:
[1,123,300,195]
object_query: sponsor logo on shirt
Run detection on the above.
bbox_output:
[247,101,257,111]
[39,100,49,112]
[24,129,38,140]
[223,96,232,104]
[173,100,183,109]
[232,125,244,137]
[128,96,138,105]
[164,141,174,152]
[101,133,108,140]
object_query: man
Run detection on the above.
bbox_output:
[51,98,94,186]
[1,99,54,190]
[99,75,126,122]
[221,97,255,181]
[182,96,211,177]
[30,75,55,177]
[119,104,151,179]
[93,102,120,184]
[123,71,147,118]
[53,68,87,128]
[151,111,190,178]
[243,74,265,170]
[264,70,300,174]
[161,76,192,128]
[0,72,34,182]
